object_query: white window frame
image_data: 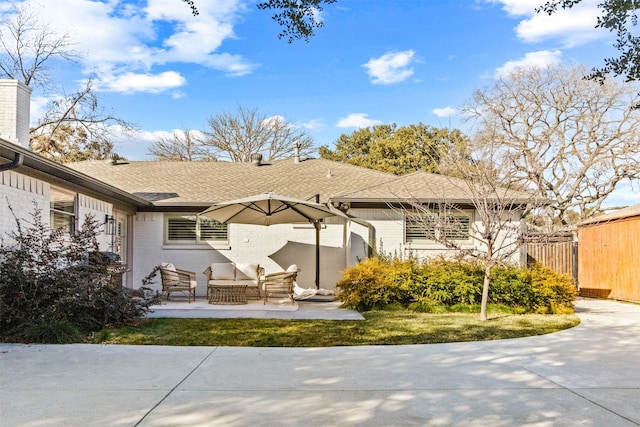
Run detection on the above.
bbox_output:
[50,187,77,234]
[164,214,228,245]
[405,211,473,245]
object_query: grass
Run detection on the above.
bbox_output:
[92,311,580,347]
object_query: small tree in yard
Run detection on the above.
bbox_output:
[0,204,157,343]
[398,141,547,320]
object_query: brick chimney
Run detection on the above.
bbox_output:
[0,80,32,148]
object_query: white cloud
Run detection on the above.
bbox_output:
[363,50,416,85]
[97,71,187,94]
[485,0,543,17]
[302,119,324,130]
[432,107,457,118]
[5,0,253,94]
[29,96,55,126]
[336,113,383,128]
[487,0,604,47]
[494,50,562,78]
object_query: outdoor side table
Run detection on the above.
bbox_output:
[208,284,248,305]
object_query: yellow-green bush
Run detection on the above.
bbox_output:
[335,257,414,312]
[336,257,576,314]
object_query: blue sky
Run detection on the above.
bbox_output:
[1,0,638,206]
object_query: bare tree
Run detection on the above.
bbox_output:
[202,106,315,162]
[29,79,135,162]
[462,64,640,227]
[148,129,214,161]
[398,141,544,320]
[0,5,134,163]
[0,3,78,87]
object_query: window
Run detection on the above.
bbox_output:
[405,212,437,243]
[165,214,227,244]
[405,212,471,244]
[50,188,76,234]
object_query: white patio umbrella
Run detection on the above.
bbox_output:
[199,192,345,288]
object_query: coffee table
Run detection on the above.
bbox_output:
[208,283,248,305]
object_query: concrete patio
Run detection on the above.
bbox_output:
[1,298,639,426]
[146,298,365,320]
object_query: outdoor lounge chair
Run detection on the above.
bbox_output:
[262,265,298,305]
[159,262,197,303]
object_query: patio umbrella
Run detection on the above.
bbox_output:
[199,192,345,288]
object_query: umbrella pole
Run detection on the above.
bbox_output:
[315,220,320,289]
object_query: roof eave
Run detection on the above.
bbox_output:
[0,139,152,208]
[330,196,536,206]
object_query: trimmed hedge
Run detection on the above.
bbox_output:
[336,257,576,314]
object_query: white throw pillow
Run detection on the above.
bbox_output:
[161,262,176,271]
[209,263,236,280]
[286,264,298,272]
[236,263,259,280]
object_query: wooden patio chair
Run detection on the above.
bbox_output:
[159,263,197,303]
[262,267,298,305]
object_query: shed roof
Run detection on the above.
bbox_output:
[578,203,640,226]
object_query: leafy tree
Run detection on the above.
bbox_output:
[537,0,640,83]
[30,123,113,163]
[148,129,214,161]
[181,0,199,16]
[202,105,315,162]
[257,0,337,42]
[182,0,336,42]
[319,124,469,175]
[462,64,640,227]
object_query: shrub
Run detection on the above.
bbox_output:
[337,256,576,314]
[335,257,414,311]
[528,264,576,314]
[0,206,158,343]
[413,259,484,306]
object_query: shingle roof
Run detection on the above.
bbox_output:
[66,159,537,207]
[331,171,536,204]
[66,158,396,205]
[0,139,151,208]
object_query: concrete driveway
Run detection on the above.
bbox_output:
[1,298,639,426]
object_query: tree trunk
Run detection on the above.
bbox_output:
[480,264,491,321]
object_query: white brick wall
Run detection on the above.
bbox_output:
[77,193,113,250]
[0,80,31,147]
[0,171,49,243]
[350,207,523,264]
[0,171,117,253]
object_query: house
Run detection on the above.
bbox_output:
[1,79,529,295]
[0,81,152,287]
[577,204,640,303]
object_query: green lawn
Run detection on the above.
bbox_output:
[93,311,580,347]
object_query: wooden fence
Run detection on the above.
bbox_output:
[525,234,578,283]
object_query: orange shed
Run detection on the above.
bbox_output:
[577,203,640,303]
